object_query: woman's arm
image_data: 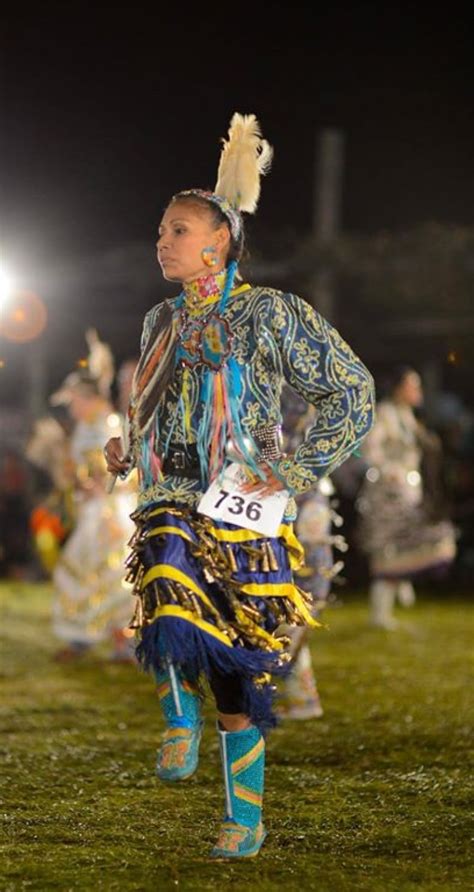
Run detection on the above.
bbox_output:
[268,292,375,495]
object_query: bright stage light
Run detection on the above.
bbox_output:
[0,268,15,310]
[0,263,48,341]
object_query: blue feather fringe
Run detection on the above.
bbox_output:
[219,260,238,313]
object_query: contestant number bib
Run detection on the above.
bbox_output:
[197,463,289,537]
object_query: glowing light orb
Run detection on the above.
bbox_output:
[0,290,47,342]
[107,413,122,429]
[366,466,380,483]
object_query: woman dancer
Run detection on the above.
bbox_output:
[358,366,456,629]
[105,113,375,857]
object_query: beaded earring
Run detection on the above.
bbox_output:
[201,246,218,267]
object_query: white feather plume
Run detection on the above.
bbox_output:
[214,113,273,213]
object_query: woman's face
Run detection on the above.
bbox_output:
[156,202,230,283]
[394,371,423,407]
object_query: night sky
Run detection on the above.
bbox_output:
[2,6,474,399]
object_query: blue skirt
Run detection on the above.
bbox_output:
[127,503,319,730]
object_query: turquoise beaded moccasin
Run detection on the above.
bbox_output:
[210,820,267,859]
[156,720,203,782]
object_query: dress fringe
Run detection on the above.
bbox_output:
[126,504,319,731]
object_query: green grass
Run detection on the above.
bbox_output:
[0,583,473,891]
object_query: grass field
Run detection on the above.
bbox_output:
[1,582,473,891]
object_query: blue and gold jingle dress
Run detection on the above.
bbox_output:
[126,269,375,728]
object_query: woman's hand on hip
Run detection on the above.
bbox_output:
[238,463,285,498]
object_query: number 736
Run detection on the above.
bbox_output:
[214,489,262,521]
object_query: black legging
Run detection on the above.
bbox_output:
[209,666,245,714]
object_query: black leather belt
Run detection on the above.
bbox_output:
[161,425,283,480]
[162,445,201,480]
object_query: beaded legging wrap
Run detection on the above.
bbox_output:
[127,503,319,731]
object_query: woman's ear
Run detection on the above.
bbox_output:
[214,224,231,256]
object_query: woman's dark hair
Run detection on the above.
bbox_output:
[170,192,246,264]
[387,365,419,394]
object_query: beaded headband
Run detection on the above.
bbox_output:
[173,189,243,241]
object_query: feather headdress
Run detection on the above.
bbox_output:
[214,113,273,213]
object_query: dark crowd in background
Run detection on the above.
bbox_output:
[1,370,473,593]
